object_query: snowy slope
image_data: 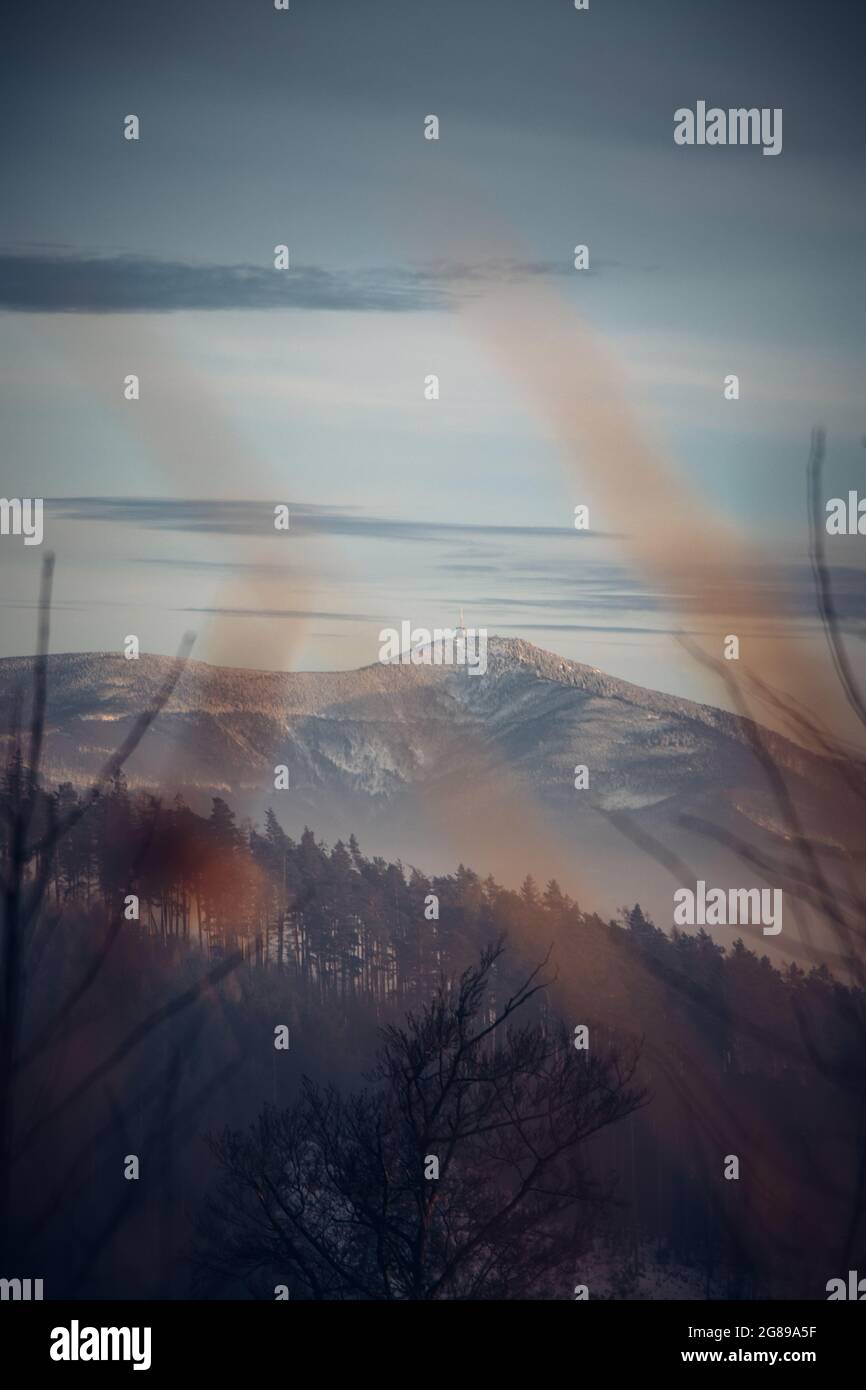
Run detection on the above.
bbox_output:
[0,638,858,895]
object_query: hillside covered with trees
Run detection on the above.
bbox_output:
[3,765,864,1299]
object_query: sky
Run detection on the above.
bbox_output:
[1,0,865,708]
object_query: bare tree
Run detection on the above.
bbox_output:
[596,428,866,1287]
[0,555,241,1275]
[194,941,644,1299]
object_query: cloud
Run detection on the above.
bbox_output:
[42,498,866,625]
[482,564,866,627]
[0,251,586,314]
[475,592,665,614]
[0,252,440,314]
[177,606,383,623]
[437,563,501,574]
[46,496,610,541]
[412,257,600,284]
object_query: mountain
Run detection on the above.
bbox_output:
[0,637,857,930]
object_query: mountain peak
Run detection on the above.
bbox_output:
[484,635,601,677]
[0,643,857,871]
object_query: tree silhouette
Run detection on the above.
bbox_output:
[194,942,644,1299]
[0,555,241,1278]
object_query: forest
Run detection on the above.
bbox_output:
[2,757,864,1299]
